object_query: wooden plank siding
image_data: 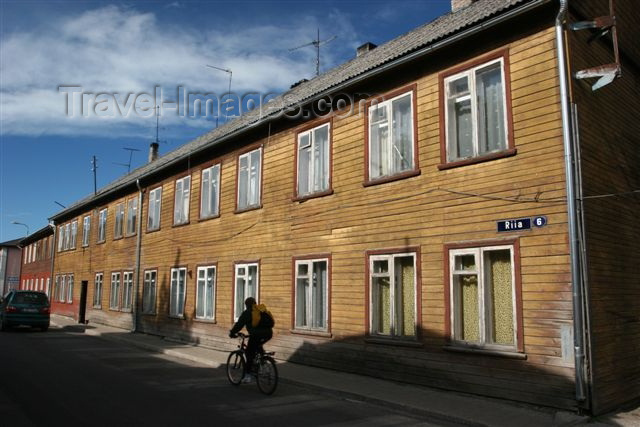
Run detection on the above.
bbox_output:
[566,0,640,415]
[51,24,582,409]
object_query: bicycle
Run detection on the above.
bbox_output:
[226,332,278,395]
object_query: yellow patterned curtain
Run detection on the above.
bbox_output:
[377,276,391,334]
[461,274,479,342]
[488,250,513,345]
[400,257,415,336]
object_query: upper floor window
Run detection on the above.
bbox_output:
[114,203,124,239]
[367,89,416,182]
[57,226,64,252]
[237,148,262,211]
[174,176,191,225]
[98,208,107,242]
[442,53,511,164]
[82,215,91,247]
[63,223,71,250]
[200,164,220,219]
[148,186,162,231]
[234,262,258,320]
[70,220,77,249]
[296,123,330,198]
[126,197,137,236]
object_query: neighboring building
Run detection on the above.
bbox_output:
[18,225,54,299]
[0,239,22,296]
[47,0,639,415]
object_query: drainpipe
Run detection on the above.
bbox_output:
[555,0,588,407]
[132,179,144,332]
[49,222,56,301]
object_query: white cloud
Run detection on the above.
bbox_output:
[0,5,359,138]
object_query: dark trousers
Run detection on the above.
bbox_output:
[246,330,272,372]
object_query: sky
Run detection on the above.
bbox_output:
[0,0,452,243]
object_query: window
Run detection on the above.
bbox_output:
[148,186,162,231]
[368,90,415,181]
[122,271,133,310]
[70,221,77,249]
[448,244,519,351]
[196,266,216,320]
[46,278,50,297]
[126,198,137,235]
[237,148,262,211]
[110,272,121,310]
[64,223,71,250]
[58,275,66,303]
[368,252,417,338]
[98,208,107,242]
[58,226,64,252]
[142,270,157,314]
[170,267,187,317]
[443,55,509,163]
[114,203,124,238]
[234,263,258,319]
[94,273,103,308]
[82,215,91,247]
[66,274,74,303]
[294,258,328,331]
[200,165,220,219]
[296,123,330,197]
[174,176,191,225]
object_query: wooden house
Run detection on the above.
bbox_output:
[18,226,54,299]
[48,0,639,415]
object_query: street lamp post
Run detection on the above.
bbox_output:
[11,221,29,237]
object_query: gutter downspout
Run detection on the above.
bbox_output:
[555,0,588,408]
[49,222,56,305]
[132,179,144,332]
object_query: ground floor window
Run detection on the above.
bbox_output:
[294,258,328,331]
[93,273,103,308]
[122,271,133,311]
[368,251,418,338]
[66,275,74,303]
[234,262,258,320]
[170,267,186,317]
[142,270,157,314]
[196,266,216,320]
[447,242,521,352]
[110,272,121,310]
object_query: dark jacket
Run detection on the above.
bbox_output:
[230,307,272,338]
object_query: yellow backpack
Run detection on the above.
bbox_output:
[251,303,275,328]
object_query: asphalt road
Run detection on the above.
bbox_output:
[0,325,446,427]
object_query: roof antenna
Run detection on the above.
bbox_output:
[113,147,140,173]
[289,28,337,76]
[206,64,233,126]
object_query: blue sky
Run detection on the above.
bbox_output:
[0,0,451,242]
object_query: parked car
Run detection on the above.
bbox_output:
[0,290,50,331]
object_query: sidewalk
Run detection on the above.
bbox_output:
[50,315,637,427]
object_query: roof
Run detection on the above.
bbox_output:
[0,239,23,248]
[18,225,54,246]
[51,0,545,221]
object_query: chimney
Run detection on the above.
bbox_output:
[451,0,476,12]
[356,42,377,57]
[148,142,159,163]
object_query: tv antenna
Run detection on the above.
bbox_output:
[289,28,337,76]
[206,64,233,125]
[113,147,140,173]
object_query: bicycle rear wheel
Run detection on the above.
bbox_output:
[256,356,278,395]
[226,351,246,385]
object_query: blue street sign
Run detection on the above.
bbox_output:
[497,218,532,232]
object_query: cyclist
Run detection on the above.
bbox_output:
[229,297,273,382]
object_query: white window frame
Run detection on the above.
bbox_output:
[142,270,157,314]
[70,221,77,249]
[368,91,415,180]
[449,245,517,351]
[82,215,91,247]
[57,226,64,252]
[173,176,191,225]
[369,252,417,338]
[294,258,329,331]
[236,148,262,211]
[63,223,71,250]
[200,164,221,219]
[170,267,187,318]
[195,266,216,320]
[114,203,124,239]
[94,273,103,308]
[66,274,74,303]
[98,208,107,242]
[148,186,162,231]
[46,278,50,297]
[297,123,330,197]
[234,263,259,320]
[126,198,137,236]
[110,272,121,310]
[444,57,508,162]
[59,275,66,303]
[122,271,133,311]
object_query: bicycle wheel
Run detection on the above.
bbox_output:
[226,351,246,385]
[256,356,278,395]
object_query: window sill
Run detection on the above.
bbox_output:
[146,228,161,234]
[142,311,156,316]
[443,345,526,359]
[121,308,132,313]
[198,214,220,222]
[292,189,334,203]
[438,148,517,170]
[235,204,262,214]
[290,329,332,338]
[365,337,423,348]
[194,318,216,324]
[113,236,124,241]
[363,169,421,187]
[169,315,185,320]
[92,305,101,310]
[172,221,190,228]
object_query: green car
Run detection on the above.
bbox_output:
[0,290,50,331]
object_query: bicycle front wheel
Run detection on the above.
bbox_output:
[226,351,246,385]
[256,356,278,395]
